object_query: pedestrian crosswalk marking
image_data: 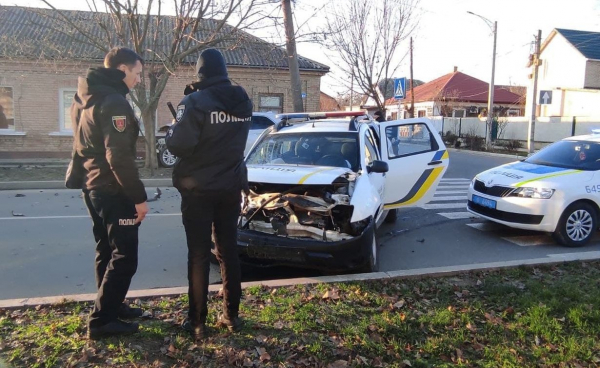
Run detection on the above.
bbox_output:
[437,212,473,219]
[466,222,502,231]
[431,195,467,201]
[435,190,468,194]
[421,203,465,210]
[501,235,552,247]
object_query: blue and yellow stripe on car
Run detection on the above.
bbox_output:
[297,167,337,184]
[383,150,447,209]
[514,169,583,187]
[432,149,449,161]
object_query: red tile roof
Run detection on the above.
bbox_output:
[385,71,522,106]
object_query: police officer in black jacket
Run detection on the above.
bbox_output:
[166,48,252,342]
[71,47,149,340]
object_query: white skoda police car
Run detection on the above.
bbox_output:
[468,133,600,247]
[231,111,449,273]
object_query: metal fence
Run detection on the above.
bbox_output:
[430,116,600,144]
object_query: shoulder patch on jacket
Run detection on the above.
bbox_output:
[112,116,127,132]
[176,105,185,122]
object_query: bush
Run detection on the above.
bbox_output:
[504,139,523,152]
[443,131,458,146]
[464,134,485,151]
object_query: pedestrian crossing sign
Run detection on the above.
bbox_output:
[394,77,406,100]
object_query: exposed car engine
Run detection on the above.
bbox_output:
[240,174,369,241]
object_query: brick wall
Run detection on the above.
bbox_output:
[0,59,325,158]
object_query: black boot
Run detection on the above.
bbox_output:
[217,314,244,332]
[182,319,209,342]
[88,320,139,340]
[118,303,144,319]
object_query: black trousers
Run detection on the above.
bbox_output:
[180,189,242,325]
[83,189,139,328]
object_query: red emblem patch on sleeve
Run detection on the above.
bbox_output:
[112,116,127,132]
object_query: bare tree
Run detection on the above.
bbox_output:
[320,0,419,112]
[27,0,269,169]
[432,89,463,117]
[335,90,367,110]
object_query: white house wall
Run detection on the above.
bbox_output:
[538,33,587,89]
[525,32,590,118]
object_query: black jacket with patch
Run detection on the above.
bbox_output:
[166,76,252,193]
[71,68,147,204]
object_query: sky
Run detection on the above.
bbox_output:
[3,0,600,96]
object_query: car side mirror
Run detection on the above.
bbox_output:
[367,160,389,174]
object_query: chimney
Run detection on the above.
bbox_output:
[453,66,458,73]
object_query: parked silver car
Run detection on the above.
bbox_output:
[155,112,281,168]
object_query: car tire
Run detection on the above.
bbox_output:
[384,208,398,223]
[158,146,177,168]
[359,229,379,273]
[552,202,597,247]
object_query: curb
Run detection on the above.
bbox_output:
[0,178,172,190]
[2,251,599,310]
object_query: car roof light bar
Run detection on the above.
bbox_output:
[275,111,370,131]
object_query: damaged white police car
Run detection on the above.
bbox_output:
[226,111,449,273]
[468,133,600,247]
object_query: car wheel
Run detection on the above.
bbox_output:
[360,229,379,273]
[552,202,597,247]
[384,208,398,223]
[158,146,177,168]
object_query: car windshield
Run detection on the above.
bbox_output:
[246,132,360,171]
[525,140,600,171]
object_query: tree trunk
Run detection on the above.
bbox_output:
[142,107,158,174]
[282,0,304,112]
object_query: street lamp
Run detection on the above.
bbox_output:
[467,11,497,149]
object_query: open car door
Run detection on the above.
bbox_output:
[377,118,449,209]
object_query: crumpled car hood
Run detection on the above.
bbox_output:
[247,165,354,185]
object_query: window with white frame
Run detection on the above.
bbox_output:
[258,94,283,113]
[452,109,466,118]
[59,88,77,131]
[0,86,15,130]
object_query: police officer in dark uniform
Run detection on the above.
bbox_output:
[166,48,252,342]
[70,47,149,340]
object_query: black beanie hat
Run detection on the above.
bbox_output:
[195,48,228,80]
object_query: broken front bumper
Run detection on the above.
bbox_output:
[236,220,375,272]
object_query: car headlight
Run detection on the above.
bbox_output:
[509,187,555,199]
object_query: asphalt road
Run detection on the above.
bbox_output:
[377,150,600,272]
[2,149,600,300]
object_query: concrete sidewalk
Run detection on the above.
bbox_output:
[2,251,600,310]
[0,158,172,189]
[0,178,172,190]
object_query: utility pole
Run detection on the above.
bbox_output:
[467,11,496,149]
[282,0,303,112]
[528,30,542,153]
[409,37,415,118]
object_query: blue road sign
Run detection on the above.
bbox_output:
[394,78,406,100]
[539,90,552,105]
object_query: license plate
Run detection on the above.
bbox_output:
[472,194,496,209]
[157,138,166,144]
[247,245,304,262]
